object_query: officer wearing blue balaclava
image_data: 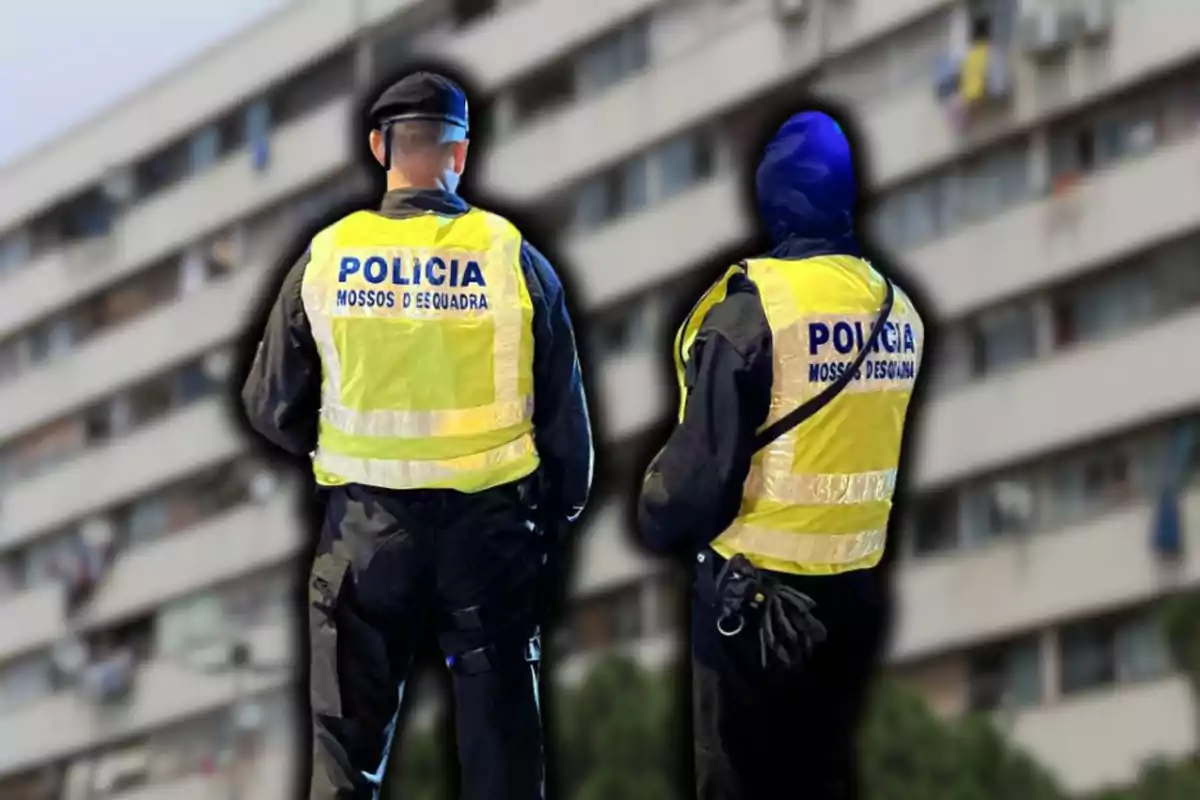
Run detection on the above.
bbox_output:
[637,111,927,799]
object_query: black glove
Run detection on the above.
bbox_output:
[714,554,828,670]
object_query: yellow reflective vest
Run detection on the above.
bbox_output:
[675,256,924,576]
[300,207,538,493]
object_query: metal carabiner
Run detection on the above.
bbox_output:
[717,612,745,637]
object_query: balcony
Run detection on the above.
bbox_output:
[0,399,245,551]
[480,11,820,201]
[909,132,1200,320]
[0,0,364,233]
[0,96,351,339]
[109,748,294,800]
[860,0,1200,187]
[891,486,1200,661]
[915,307,1200,487]
[0,621,292,777]
[0,496,299,664]
[595,290,1200,490]
[437,0,659,92]
[1011,677,1197,794]
[0,268,262,444]
[566,175,748,308]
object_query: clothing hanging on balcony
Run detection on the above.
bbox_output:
[1151,421,1196,561]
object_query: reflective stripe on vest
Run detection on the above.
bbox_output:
[301,207,538,492]
[676,255,923,576]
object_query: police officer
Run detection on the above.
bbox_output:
[636,111,925,799]
[241,71,594,800]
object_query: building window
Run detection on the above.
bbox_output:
[963,142,1030,222]
[135,138,192,200]
[1115,612,1173,684]
[0,652,55,713]
[1057,266,1156,347]
[893,182,941,249]
[619,153,650,216]
[450,0,497,28]
[970,303,1035,376]
[575,17,650,97]
[512,62,575,125]
[960,477,1036,546]
[1056,606,1174,696]
[126,494,171,547]
[12,417,87,478]
[0,230,31,276]
[908,492,961,556]
[58,188,116,242]
[572,174,616,230]
[272,49,353,126]
[189,125,221,173]
[156,592,227,657]
[967,635,1043,711]
[1060,617,1117,695]
[654,129,715,200]
[591,295,659,358]
[1048,125,1096,191]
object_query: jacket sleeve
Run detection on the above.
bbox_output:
[636,272,773,554]
[240,250,322,459]
[520,241,595,525]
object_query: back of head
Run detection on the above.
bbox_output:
[755,111,858,247]
[369,71,471,192]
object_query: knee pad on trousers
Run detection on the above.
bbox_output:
[446,635,542,676]
[444,607,541,677]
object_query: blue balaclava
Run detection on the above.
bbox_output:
[755,111,859,254]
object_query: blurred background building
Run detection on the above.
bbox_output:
[0,0,1197,797]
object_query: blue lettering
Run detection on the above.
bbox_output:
[904,324,916,354]
[881,322,897,354]
[833,322,854,355]
[338,257,360,282]
[461,261,486,288]
[450,259,460,285]
[364,257,387,284]
[336,289,349,306]
[392,257,408,285]
[402,292,412,308]
[427,257,447,286]
[411,258,422,286]
[808,323,830,355]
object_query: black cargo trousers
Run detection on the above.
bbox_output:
[690,550,889,800]
[306,474,548,800]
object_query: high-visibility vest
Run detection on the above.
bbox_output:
[675,256,924,576]
[300,207,538,493]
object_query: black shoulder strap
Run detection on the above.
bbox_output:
[675,261,750,373]
[752,278,895,453]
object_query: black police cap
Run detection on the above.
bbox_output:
[369,71,469,132]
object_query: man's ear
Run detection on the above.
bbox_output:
[368,129,386,167]
[454,140,470,174]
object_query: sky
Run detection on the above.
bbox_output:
[0,0,289,168]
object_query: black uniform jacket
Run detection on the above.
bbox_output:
[240,189,594,526]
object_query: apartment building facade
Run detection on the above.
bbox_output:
[0,0,1197,796]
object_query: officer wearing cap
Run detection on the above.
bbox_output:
[241,71,594,800]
